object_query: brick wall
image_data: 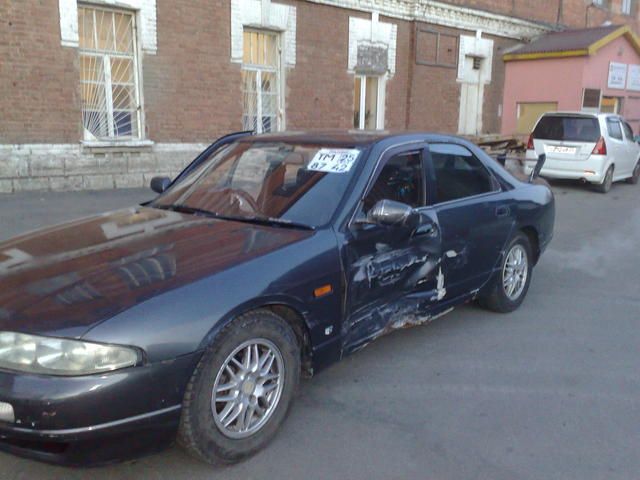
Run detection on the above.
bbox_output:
[3,0,640,192]
[0,0,80,144]
[144,0,243,142]
[439,0,640,32]
[286,2,355,129]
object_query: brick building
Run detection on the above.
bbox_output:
[1,0,639,192]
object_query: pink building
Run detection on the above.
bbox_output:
[501,25,640,137]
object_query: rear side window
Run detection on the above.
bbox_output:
[533,115,600,142]
[430,144,497,203]
[623,122,634,141]
[607,118,623,140]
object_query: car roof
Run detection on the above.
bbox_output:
[238,130,465,148]
[541,111,621,120]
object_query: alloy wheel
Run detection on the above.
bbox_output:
[502,244,528,301]
[211,339,284,439]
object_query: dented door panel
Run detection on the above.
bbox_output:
[342,208,443,353]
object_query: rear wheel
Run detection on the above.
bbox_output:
[626,161,640,184]
[178,310,300,465]
[478,232,533,313]
[595,165,614,193]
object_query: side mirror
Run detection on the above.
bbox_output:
[365,199,415,227]
[150,176,171,194]
[529,154,546,183]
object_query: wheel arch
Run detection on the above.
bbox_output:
[520,225,540,265]
[198,296,314,377]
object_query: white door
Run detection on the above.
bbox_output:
[458,56,483,135]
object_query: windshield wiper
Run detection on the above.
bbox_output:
[154,204,314,230]
[230,215,315,231]
[154,204,220,218]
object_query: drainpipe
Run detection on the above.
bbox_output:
[405,21,416,129]
[585,2,594,27]
[556,0,563,24]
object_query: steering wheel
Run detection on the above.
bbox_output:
[227,188,260,214]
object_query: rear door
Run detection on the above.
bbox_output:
[621,120,639,177]
[426,143,513,300]
[532,114,600,161]
[605,117,628,175]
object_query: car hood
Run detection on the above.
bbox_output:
[0,207,313,337]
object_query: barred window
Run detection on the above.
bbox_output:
[78,6,141,141]
[242,30,281,134]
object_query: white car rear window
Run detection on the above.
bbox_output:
[533,116,600,142]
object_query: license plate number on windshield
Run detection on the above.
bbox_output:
[545,145,577,154]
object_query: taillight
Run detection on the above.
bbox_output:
[526,134,534,150]
[592,137,607,155]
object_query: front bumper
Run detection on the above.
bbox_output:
[0,351,201,465]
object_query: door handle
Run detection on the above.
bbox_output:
[495,206,510,218]
[414,222,438,237]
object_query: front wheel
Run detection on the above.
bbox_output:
[478,232,533,313]
[178,310,300,465]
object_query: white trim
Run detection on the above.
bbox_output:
[231,0,296,66]
[354,74,385,130]
[0,143,208,154]
[59,0,157,53]
[348,14,397,76]
[377,74,386,129]
[311,0,551,40]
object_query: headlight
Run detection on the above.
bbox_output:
[0,332,140,376]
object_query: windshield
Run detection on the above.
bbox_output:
[533,115,600,142]
[152,141,363,227]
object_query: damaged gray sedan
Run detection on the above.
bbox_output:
[0,131,554,465]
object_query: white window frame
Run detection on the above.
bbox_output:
[241,29,284,134]
[78,4,144,142]
[581,88,602,113]
[354,74,386,130]
[622,0,632,15]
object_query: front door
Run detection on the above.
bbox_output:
[427,142,513,299]
[458,55,483,135]
[342,146,443,353]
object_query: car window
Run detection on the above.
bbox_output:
[430,143,497,203]
[153,141,363,227]
[622,122,634,141]
[363,152,423,212]
[533,115,600,142]
[607,118,623,140]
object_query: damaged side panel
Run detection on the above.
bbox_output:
[342,209,447,353]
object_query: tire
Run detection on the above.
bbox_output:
[626,161,640,184]
[178,309,300,465]
[478,232,533,313]
[595,165,614,193]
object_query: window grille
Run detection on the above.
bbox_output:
[242,31,281,133]
[78,6,141,140]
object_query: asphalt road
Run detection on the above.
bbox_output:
[0,180,638,480]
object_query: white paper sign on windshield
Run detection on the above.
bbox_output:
[308,149,360,173]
